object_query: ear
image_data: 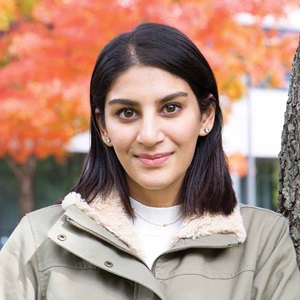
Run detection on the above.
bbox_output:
[199,104,216,136]
[95,109,112,146]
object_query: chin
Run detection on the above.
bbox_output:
[133,178,168,189]
[139,183,169,191]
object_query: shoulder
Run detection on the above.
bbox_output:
[1,205,64,262]
[240,203,287,228]
[17,205,65,247]
[240,204,283,222]
[26,204,64,222]
[239,204,289,246]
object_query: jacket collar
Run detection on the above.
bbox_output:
[61,192,247,259]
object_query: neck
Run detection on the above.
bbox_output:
[126,173,184,207]
[128,185,181,207]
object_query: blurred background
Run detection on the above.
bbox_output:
[0,0,299,248]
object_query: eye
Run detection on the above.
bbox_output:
[117,108,138,119]
[162,103,181,114]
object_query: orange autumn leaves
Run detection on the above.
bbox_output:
[0,0,298,164]
[0,80,89,162]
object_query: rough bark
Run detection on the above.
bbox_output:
[9,155,37,219]
[278,34,300,269]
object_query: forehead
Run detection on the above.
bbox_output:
[106,66,193,102]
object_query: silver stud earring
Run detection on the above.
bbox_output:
[105,137,111,143]
[204,127,210,133]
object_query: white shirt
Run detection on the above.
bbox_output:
[129,198,183,269]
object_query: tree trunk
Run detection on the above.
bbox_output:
[9,155,37,219]
[278,34,300,269]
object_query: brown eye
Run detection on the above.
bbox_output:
[124,109,134,118]
[118,108,138,119]
[165,104,176,112]
[162,103,181,114]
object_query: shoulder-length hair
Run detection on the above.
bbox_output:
[72,22,237,217]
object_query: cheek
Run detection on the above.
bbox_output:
[105,119,133,139]
[170,118,201,143]
[106,123,137,153]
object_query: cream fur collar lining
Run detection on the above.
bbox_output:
[62,192,247,259]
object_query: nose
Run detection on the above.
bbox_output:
[136,116,165,147]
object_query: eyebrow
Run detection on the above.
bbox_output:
[108,91,188,106]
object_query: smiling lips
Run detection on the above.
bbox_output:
[135,153,173,167]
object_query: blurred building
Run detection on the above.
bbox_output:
[223,87,288,209]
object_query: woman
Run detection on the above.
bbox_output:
[0,23,299,299]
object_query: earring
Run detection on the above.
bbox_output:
[204,127,210,133]
[105,137,111,143]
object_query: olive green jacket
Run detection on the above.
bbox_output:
[0,193,300,299]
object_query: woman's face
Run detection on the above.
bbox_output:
[98,66,215,206]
